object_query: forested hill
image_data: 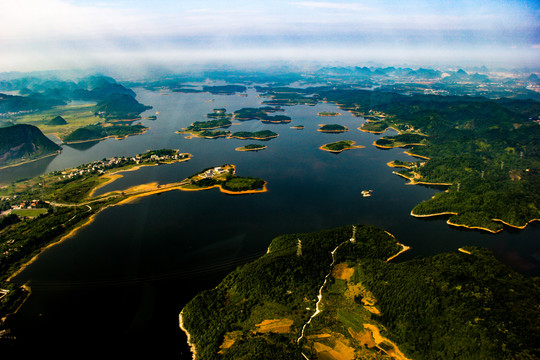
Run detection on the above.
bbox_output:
[0,75,149,117]
[0,124,61,166]
[308,88,540,232]
[95,94,152,120]
[181,225,540,360]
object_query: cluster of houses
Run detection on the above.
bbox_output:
[200,166,229,179]
[60,152,187,180]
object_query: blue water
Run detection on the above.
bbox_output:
[3,86,540,358]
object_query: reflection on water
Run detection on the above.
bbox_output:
[64,140,101,151]
[0,153,58,184]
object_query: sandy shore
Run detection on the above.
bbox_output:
[446,219,502,233]
[392,171,452,186]
[386,242,411,262]
[179,182,268,195]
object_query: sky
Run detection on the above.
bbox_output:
[1,0,539,72]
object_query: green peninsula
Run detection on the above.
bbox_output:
[181,225,540,360]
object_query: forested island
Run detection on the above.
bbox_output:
[179,164,267,194]
[230,130,278,140]
[235,144,267,152]
[318,111,341,117]
[181,224,540,360]
[318,124,349,133]
[319,140,364,153]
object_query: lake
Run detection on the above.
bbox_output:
[4,86,540,358]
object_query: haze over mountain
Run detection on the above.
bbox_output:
[1,0,539,72]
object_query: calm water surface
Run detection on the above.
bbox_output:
[4,86,540,358]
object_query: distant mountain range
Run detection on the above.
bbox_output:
[0,75,147,116]
[0,124,61,166]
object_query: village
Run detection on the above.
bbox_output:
[0,150,190,219]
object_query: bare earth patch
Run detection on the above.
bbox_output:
[254,318,293,334]
[333,263,355,280]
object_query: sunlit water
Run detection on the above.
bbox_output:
[4,87,539,358]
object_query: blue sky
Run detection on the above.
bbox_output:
[1,0,539,71]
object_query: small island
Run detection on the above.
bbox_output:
[318,111,341,117]
[317,124,349,133]
[230,130,278,140]
[290,125,304,130]
[177,118,233,138]
[179,164,267,194]
[319,140,364,153]
[235,144,267,152]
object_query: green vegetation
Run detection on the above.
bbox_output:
[236,144,267,151]
[183,118,232,132]
[46,115,67,126]
[318,111,341,116]
[0,124,61,167]
[307,88,540,231]
[95,94,152,120]
[320,140,363,153]
[63,124,147,143]
[182,225,540,360]
[184,165,266,193]
[318,124,348,133]
[359,121,390,133]
[230,130,278,140]
[11,208,49,217]
[374,133,427,148]
[233,107,291,123]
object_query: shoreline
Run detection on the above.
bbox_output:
[446,219,502,234]
[87,153,193,198]
[411,210,539,233]
[373,141,425,150]
[179,309,197,360]
[386,242,411,262]
[386,161,412,169]
[392,171,452,186]
[0,150,61,171]
[178,182,268,195]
